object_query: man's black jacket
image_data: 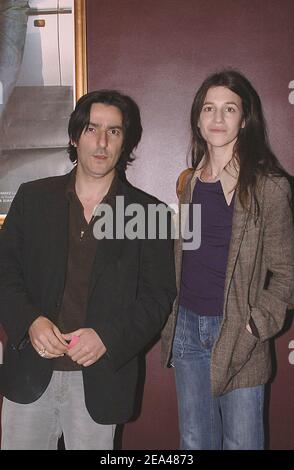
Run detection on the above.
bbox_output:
[0,171,176,424]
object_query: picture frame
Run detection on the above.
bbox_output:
[0,0,88,229]
[74,0,88,101]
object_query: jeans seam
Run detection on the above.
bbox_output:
[173,306,187,359]
[179,307,187,358]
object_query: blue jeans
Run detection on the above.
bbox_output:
[0,1,29,119]
[172,306,264,450]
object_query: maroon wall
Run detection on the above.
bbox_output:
[86,0,294,449]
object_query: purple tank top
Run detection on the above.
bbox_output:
[179,179,235,316]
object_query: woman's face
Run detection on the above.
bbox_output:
[198,86,244,153]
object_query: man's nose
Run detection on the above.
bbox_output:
[97,129,107,148]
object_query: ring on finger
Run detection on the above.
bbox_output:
[38,347,46,357]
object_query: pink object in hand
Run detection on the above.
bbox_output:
[68,335,79,349]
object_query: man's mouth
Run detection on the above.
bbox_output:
[93,154,108,159]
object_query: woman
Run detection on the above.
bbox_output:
[161,69,294,450]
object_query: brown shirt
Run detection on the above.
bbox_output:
[54,169,117,370]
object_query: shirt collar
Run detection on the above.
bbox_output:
[66,167,77,198]
[66,166,118,208]
[191,156,239,205]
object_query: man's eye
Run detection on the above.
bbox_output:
[109,129,120,136]
[86,127,96,133]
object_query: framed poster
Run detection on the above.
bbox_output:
[0,0,87,227]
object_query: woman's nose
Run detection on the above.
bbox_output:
[213,108,224,123]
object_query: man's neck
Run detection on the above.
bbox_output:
[75,168,115,206]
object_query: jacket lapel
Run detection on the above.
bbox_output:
[223,190,251,305]
[41,173,71,296]
[174,172,194,290]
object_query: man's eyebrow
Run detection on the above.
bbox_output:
[109,125,123,130]
[87,121,123,130]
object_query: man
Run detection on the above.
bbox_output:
[0,90,176,449]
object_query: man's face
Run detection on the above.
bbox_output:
[74,103,124,180]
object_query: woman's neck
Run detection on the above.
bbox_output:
[201,149,235,182]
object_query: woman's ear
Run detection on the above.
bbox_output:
[71,140,77,147]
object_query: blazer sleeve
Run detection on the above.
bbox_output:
[95,212,177,371]
[250,177,294,342]
[0,185,40,348]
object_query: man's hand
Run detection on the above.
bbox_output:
[63,328,106,367]
[29,316,69,358]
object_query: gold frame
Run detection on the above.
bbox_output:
[0,1,87,229]
[74,0,88,101]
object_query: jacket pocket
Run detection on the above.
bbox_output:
[230,328,258,376]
